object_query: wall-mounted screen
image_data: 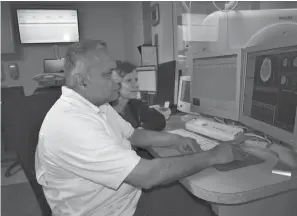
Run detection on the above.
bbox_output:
[17,9,79,44]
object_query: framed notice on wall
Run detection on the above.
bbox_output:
[138,45,158,66]
[151,3,160,26]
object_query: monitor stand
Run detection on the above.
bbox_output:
[212,153,265,172]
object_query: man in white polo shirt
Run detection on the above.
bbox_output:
[35,40,245,216]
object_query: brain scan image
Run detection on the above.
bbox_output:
[260,57,272,82]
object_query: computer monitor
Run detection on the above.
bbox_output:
[190,50,243,121]
[137,70,157,92]
[240,44,297,148]
[177,76,191,113]
[44,58,65,74]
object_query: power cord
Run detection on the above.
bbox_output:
[180,1,192,48]
[212,1,238,12]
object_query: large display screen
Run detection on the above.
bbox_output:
[17,9,79,44]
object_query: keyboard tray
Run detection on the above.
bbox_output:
[212,153,265,171]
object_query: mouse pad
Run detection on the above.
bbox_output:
[212,153,265,172]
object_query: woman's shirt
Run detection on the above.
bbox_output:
[120,99,166,131]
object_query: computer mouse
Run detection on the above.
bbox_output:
[244,140,270,148]
[270,144,297,168]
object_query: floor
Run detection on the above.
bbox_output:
[1,160,42,216]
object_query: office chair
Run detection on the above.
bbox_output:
[1,86,25,177]
[16,89,61,216]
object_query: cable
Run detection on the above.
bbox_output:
[189,1,192,15]
[57,45,60,59]
[212,1,223,12]
[244,132,273,144]
[212,1,238,12]
[187,1,192,45]
[181,1,190,12]
[211,1,238,49]
[213,116,226,124]
[224,1,238,11]
[181,1,192,48]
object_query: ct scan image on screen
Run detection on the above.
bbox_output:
[244,48,297,133]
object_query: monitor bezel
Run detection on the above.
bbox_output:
[239,43,297,148]
[190,49,243,121]
[177,75,191,113]
[16,8,80,44]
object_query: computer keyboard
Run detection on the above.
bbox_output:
[168,129,219,151]
[185,118,244,141]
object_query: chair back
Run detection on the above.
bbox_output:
[18,89,61,216]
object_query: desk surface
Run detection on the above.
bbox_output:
[150,115,297,204]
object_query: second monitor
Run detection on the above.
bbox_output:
[177,76,191,113]
[190,51,243,121]
[240,44,297,148]
[44,58,65,74]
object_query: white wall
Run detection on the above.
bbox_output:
[151,2,175,64]
[121,2,144,66]
[1,2,143,95]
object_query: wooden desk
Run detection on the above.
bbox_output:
[150,115,297,216]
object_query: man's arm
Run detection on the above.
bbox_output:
[124,142,244,189]
[128,129,182,148]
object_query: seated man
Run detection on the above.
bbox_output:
[35,39,245,216]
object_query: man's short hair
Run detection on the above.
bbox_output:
[64,39,108,75]
[64,39,108,87]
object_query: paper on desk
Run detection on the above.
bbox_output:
[272,160,296,177]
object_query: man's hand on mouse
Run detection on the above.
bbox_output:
[209,143,247,165]
[168,134,246,163]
